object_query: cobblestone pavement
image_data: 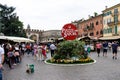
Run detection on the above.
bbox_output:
[3,50,120,80]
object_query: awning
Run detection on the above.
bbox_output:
[58,37,64,40]
[77,36,98,40]
[0,36,8,40]
[0,36,35,42]
[7,36,35,42]
[99,36,120,40]
[41,40,53,43]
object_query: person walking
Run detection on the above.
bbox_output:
[41,44,47,61]
[50,43,57,57]
[102,41,108,57]
[0,43,5,80]
[108,42,112,51]
[14,46,20,64]
[111,41,118,60]
[37,44,42,61]
[84,43,88,55]
[33,43,38,60]
[84,43,91,57]
[96,42,102,57]
[7,48,14,69]
[26,43,31,56]
[87,44,91,55]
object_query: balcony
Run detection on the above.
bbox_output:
[107,22,114,26]
[83,26,94,31]
[83,28,88,31]
[88,26,94,30]
[107,21,120,26]
[112,34,119,36]
[111,12,119,16]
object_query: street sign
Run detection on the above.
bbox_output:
[61,23,78,40]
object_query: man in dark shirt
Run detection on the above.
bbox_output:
[102,41,108,56]
[111,41,118,59]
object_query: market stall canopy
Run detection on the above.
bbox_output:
[77,36,98,41]
[0,36,8,40]
[41,40,53,43]
[99,36,120,40]
[0,36,34,42]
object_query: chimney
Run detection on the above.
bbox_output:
[88,15,91,19]
[94,12,98,17]
[105,6,107,9]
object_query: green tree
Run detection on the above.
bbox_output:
[54,40,85,59]
[0,4,26,37]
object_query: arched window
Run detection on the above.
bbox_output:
[96,21,99,25]
[100,30,103,34]
[96,31,99,35]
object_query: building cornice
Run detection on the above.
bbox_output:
[102,3,120,12]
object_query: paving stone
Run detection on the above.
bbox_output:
[3,50,120,80]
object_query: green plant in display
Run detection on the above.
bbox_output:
[47,40,94,64]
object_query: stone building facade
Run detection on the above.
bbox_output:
[77,14,103,39]
[102,3,120,37]
[41,30,61,43]
[24,24,61,43]
[24,24,44,43]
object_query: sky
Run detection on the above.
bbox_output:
[0,0,120,31]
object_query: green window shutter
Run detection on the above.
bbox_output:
[115,26,117,34]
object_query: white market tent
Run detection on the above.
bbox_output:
[0,36,8,40]
[0,36,34,42]
[98,36,120,40]
[77,36,98,41]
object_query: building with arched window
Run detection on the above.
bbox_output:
[77,14,103,39]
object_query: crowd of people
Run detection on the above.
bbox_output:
[84,41,119,60]
[0,42,57,80]
[96,41,119,59]
[0,40,119,80]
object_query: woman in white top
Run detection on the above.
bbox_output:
[37,45,42,60]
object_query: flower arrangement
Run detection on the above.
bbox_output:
[46,57,94,64]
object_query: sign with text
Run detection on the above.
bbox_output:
[61,23,78,40]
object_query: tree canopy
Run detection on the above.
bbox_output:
[0,4,26,37]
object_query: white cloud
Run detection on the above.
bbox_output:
[0,0,120,30]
